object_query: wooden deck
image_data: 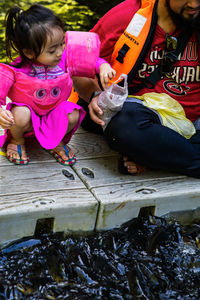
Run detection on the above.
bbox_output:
[0,126,200,246]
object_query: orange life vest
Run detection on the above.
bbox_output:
[69,0,158,102]
[110,0,158,84]
[68,87,79,103]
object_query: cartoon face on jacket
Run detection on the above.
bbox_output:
[33,86,61,105]
[14,72,72,111]
[3,66,73,115]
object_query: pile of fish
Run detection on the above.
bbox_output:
[0,216,200,299]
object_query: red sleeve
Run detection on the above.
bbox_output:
[90,0,140,63]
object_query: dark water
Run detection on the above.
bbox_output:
[0,216,200,299]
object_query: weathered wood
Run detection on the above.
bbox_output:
[0,162,86,195]
[0,126,200,246]
[72,156,184,190]
[69,131,117,159]
[0,131,116,166]
[0,189,98,246]
[0,187,97,210]
[93,177,200,230]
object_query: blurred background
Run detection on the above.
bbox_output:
[0,0,122,63]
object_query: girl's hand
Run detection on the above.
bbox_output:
[99,63,116,90]
[0,108,15,129]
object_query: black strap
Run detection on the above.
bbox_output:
[128,29,192,94]
[198,31,200,47]
[116,44,130,63]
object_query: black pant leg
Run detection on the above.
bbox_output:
[104,102,200,178]
[78,98,103,134]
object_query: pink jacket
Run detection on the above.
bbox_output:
[0,31,104,116]
[0,50,74,116]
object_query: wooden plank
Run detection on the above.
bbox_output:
[1,123,200,241]
[0,162,85,196]
[23,131,116,161]
[69,131,117,159]
[0,137,52,166]
[72,156,184,190]
[0,130,116,166]
[0,188,96,210]
[0,189,98,246]
[93,177,200,230]
[74,126,89,134]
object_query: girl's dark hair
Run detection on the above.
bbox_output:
[5,4,64,66]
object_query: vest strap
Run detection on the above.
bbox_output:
[116,44,130,63]
[109,0,159,84]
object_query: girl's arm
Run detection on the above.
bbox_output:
[0,64,15,106]
[95,58,116,90]
[0,64,15,128]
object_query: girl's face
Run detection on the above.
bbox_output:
[36,27,65,67]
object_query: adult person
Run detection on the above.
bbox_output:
[73,0,200,178]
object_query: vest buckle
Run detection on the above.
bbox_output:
[116,43,130,63]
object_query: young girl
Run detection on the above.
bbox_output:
[0,4,116,165]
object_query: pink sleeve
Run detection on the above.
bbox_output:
[58,49,67,72]
[95,57,110,74]
[0,64,15,106]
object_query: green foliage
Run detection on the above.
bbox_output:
[0,0,97,62]
[76,0,122,19]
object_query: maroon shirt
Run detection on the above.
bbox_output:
[91,0,200,121]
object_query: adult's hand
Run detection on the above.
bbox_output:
[88,95,105,127]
